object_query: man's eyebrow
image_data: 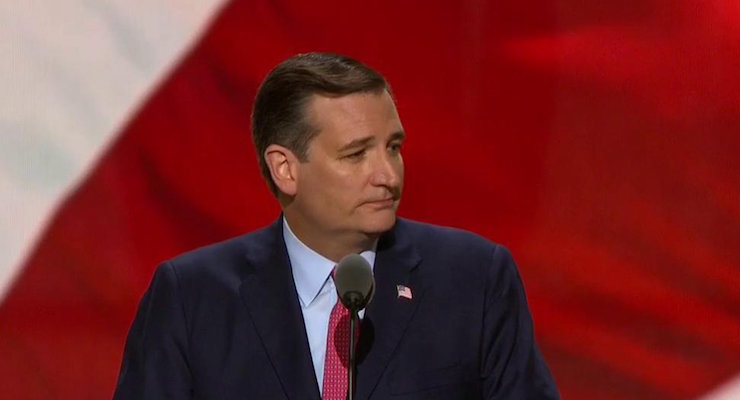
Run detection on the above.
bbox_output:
[389,131,406,141]
[338,136,374,152]
[338,131,406,152]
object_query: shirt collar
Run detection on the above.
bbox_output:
[283,217,377,307]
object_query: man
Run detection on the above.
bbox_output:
[114,53,559,399]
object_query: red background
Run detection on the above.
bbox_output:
[1,1,739,398]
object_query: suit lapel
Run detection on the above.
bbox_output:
[239,219,320,400]
[355,221,423,400]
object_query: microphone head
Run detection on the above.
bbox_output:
[334,254,375,311]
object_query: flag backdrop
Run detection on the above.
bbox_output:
[1,1,739,399]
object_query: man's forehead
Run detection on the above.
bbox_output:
[305,91,401,132]
[307,90,394,113]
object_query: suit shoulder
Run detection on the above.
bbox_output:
[394,218,519,279]
[163,223,277,281]
[396,217,505,254]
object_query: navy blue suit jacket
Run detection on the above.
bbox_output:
[114,218,559,399]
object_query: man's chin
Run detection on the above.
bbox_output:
[359,212,397,235]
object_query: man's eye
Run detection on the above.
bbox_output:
[346,149,366,159]
[388,142,403,154]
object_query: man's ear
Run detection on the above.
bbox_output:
[264,144,299,196]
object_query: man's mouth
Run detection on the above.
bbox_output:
[364,198,396,208]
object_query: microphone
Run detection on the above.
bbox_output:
[333,254,374,400]
[334,254,375,311]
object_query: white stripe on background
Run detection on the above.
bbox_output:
[0,0,226,301]
[699,375,740,400]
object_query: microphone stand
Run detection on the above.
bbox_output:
[347,309,359,400]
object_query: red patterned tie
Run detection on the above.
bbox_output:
[322,292,361,400]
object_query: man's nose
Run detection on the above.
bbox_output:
[370,152,401,188]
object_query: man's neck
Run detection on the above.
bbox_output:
[282,215,378,263]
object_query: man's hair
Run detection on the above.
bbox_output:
[251,52,391,195]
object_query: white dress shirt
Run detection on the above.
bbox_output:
[282,218,376,395]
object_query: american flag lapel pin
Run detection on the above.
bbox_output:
[396,284,412,300]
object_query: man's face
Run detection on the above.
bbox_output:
[292,90,405,238]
